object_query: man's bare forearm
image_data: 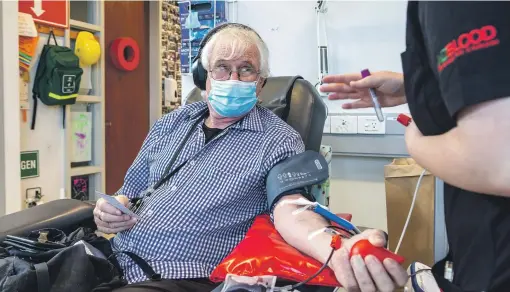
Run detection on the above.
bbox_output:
[407,97,510,197]
[273,194,334,266]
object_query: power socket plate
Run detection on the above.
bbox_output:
[323,116,331,133]
[357,116,386,134]
[26,187,42,201]
[330,116,358,134]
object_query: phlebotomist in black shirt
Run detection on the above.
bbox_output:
[320,1,510,291]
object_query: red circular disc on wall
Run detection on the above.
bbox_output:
[109,37,140,71]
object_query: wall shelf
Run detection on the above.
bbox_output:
[70,166,104,177]
[70,19,102,33]
[76,95,102,104]
[64,2,106,201]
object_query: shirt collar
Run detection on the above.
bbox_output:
[187,101,265,132]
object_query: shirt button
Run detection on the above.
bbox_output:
[189,160,195,166]
[128,241,134,248]
[170,186,177,192]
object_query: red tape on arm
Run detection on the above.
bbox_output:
[330,234,342,250]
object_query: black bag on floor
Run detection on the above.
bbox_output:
[0,227,122,292]
[0,227,165,292]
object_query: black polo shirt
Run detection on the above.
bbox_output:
[403,2,510,291]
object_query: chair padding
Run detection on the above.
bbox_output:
[0,199,95,241]
[184,87,202,104]
[258,77,326,152]
[257,76,303,120]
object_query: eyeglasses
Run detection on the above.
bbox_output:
[210,64,260,82]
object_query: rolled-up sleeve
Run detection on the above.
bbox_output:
[263,132,305,173]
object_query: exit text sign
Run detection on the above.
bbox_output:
[21,150,39,179]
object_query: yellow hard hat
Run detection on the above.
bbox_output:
[75,31,101,66]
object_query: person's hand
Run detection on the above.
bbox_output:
[330,229,408,292]
[93,195,137,234]
[320,71,407,109]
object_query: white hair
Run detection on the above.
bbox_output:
[201,26,270,78]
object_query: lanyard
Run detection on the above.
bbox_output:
[151,114,206,192]
[131,115,205,213]
[131,112,241,213]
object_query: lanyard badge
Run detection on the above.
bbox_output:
[130,187,154,214]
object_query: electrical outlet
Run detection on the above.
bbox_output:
[357,116,386,134]
[331,115,358,134]
[323,116,331,133]
[26,187,42,200]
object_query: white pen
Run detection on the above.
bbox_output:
[361,69,385,122]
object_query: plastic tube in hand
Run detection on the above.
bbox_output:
[361,69,384,122]
[397,114,412,127]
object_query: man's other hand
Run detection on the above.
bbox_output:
[330,229,408,292]
[93,195,137,234]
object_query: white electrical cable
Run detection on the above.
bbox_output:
[315,4,321,82]
[394,168,427,254]
[213,0,216,27]
[234,0,238,22]
[322,3,329,74]
[315,0,329,95]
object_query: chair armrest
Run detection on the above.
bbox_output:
[0,199,96,241]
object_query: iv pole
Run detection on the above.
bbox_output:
[315,0,329,97]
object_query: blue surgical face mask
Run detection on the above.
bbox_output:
[208,79,258,118]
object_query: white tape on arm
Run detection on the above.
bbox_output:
[308,227,340,241]
[276,198,332,216]
[275,197,315,216]
[277,197,315,207]
[308,228,327,240]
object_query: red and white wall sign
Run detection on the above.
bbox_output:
[19,0,69,29]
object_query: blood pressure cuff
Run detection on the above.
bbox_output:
[266,150,329,210]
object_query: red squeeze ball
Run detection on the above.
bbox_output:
[350,240,405,264]
[397,114,412,127]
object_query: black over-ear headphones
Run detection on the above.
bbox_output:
[191,22,264,91]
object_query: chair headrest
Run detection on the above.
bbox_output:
[257,76,303,121]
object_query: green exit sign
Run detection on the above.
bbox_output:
[21,150,39,179]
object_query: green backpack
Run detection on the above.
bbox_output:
[31,31,84,130]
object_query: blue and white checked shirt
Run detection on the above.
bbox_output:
[111,101,305,283]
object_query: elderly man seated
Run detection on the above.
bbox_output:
[93,23,407,292]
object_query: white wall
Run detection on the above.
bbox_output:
[0,0,22,215]
[19,34,66,204]
[181,0,408,230]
